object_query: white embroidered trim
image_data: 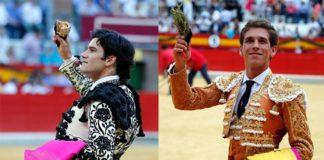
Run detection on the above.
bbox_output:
[233,136,240,140]
[269,110,280,115]
[250,102,261,107]
[224,108,231,113]
[242,129,264,134]
[167,62,176,74]
[242,115,267,122]
[241,142,274,148]
[230,125,242,129]
[231,116,236,121]
[215,73,243,92]
[268,75,308,108]
[219,98,226,103]
[262,144,275,148]
[229,94,236,100]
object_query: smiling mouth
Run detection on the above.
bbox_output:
[249,53,262,55]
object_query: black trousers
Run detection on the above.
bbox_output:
[188,64,212,86]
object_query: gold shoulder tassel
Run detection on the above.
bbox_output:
[269,105,280,116]
[219,93,227,103]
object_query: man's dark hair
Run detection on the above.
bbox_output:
[239,19,278,47]
[91,29,135,84]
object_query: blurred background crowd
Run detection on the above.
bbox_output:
[159,0,324,38]
[0,0,158,95]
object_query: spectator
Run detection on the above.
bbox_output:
[0,1,8,27]
[312,2,322,20]
[219,9,232,32]
[224,0,242,21]
[285,1,298,23]
[160,46,212,86]
[147,0,159,18]
[78,0,100,16]
[2,79,18,95]
[165,0,178,14]
[211,0,223,12]
[21,78,35,94]
[5,0,24,39]
[183,0,194,22]
[159,10,173,33]
[254,0,267,19]
[308,16,321,39]
[0,26,10,64]
[21,77,51,95]
[96,0,112,15]
[298,0,310,23]
[196,10,212,33]
[6,46,20,65]
[122,0,139,17]
[210,9,221,34]
[187,48,212,86]
[21,0,43,32]
[22,27,42,65]
[272,0,286,22]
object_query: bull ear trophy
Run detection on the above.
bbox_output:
[54,20,71,47]
[170,4,192,44]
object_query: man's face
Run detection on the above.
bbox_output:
[80,38,106,78]
[240,28,277,69]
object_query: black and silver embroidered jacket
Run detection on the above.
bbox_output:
[55,58,144,160]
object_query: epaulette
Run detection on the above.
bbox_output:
[215,72,243,93]
[268,75,307,107]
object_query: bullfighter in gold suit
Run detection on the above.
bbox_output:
[168,19,313,160]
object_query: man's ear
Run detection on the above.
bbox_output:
[271,46,277,57]
[105,55,116,66]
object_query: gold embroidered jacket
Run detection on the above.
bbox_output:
[169,68,313,159]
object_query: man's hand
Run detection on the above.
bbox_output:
[173,35,191,72]
[53,35,71,60]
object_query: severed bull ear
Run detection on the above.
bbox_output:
[54,20,71,47]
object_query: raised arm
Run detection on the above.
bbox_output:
[169,35,222,110]
[54,35,93,96]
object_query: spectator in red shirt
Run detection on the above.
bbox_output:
[161,46,212,86]
[187,47,211,86]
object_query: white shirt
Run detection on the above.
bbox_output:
[233,68,271,114]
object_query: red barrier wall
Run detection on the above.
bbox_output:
[159,48,324,75]
[0,92,158,132]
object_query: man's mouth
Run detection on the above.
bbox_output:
[248,53,262,55]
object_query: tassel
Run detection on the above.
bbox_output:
[137,126,145,137]
[219,94,226,103]
[270,105,280,116]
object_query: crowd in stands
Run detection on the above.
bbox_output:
[0,0,158,94]
[159,0,324,38]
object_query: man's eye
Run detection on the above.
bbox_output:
[259,40,267,44]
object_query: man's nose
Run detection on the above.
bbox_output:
[252,41,260,49]
[81,51,87,58]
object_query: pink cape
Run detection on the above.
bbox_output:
[24,140,86,160]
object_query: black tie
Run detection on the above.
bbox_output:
[237,80,255,118]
